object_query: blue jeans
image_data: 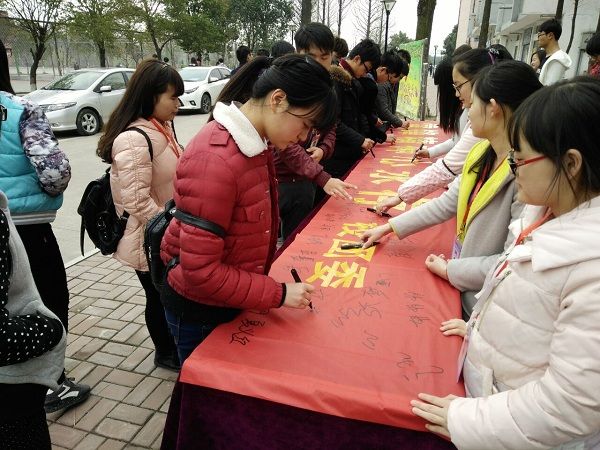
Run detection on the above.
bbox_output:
[163,308,217,364]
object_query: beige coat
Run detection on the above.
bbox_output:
[448,197,600,450]
[110,118,179,271]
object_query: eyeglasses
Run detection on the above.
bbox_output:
[362,61,373,72]
[452,79,470,94]
[537,32,546,38]
[508,149,546,175]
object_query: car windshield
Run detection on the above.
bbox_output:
[179,67,210,82]
[43,71,102,90]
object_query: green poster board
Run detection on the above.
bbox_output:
[396,39,427,120]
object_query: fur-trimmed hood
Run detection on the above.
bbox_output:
[329,64,353,87]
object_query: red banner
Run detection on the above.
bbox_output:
[181,122,465,432]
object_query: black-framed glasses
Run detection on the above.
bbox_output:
[537,31,546,38]
[452,79,470,94]
[362,61,373,72]
[508,149,546,175]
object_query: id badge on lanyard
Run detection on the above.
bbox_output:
[452,237,462,259]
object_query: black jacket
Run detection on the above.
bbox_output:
[323,65,365,179]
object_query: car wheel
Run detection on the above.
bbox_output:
[199,93,211,114]
[76,108,100,135]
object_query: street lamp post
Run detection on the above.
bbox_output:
[433,44,438,70]
[382,0,397,53]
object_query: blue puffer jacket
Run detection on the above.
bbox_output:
[0,91,70,224]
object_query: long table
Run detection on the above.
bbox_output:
[161,123,463,450]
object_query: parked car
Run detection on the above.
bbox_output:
[178,66,231,114]
[25,68,135,135]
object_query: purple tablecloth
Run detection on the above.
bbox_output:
[161,381,457,450]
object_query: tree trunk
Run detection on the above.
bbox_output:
[98,42,107,67]
[337,0,342,35]
[148,22,162,60]
[416,0,436,59]
[301,0,312,24]
[565,0,579,53]
[478,0,492,48]
[555,0,565,23]
[596,9,600,33]
[53,32,62,76]
[28,44,46,91]
[366,0,372,38]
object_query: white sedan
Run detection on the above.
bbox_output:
[25,68,134,135]
[178,66,231,114]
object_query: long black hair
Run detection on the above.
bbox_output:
[0,39,15,94]
[469,60,542,177]
[97,59,184,163]
[509,76,600,202]
[434,56,462,134]
[215,54,337,131]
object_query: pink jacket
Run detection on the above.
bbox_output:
[110,118,179,271]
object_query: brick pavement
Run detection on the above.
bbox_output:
[47,252,178,450]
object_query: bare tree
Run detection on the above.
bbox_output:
[565,0,579,53]
[2,0,62,90]
[477,0,492,48]
[353,0,381,40]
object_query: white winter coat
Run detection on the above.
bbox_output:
[447,196,600,450]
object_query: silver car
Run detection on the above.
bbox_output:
[178,66,231,114]
[25,68,135,135]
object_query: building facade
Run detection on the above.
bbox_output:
[456,0,599,77]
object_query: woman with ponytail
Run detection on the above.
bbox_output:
[97,58,184,371]
[160,54,338,362]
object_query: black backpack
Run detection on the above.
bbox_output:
[77,127,153,256]
[144,199,226,291]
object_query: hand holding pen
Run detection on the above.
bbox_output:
[410,143,424,163]
[288,269,313,310]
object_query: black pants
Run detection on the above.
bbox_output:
[16,223,69,385]
[16,223,69,329]
[135,270,178,356]
[0,384,51,450]
[278,180,316,240]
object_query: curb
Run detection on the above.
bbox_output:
[65,248,100,268]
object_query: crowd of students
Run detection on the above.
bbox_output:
[1,14,600,449]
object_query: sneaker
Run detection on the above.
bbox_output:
[45,378,91,413]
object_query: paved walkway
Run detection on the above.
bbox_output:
[47,252,177,450]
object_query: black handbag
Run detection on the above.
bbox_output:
[144,199,226,291]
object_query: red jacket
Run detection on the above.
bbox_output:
[273,127,336,186]
[160,117,283,310]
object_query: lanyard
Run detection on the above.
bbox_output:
[459,156,506,236]
[150,118,181,159]
[493,208,553,278]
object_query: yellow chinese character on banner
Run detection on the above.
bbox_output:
[307,261,367,288]
[337,222,377,237]
[324,239,376,262]
[370,169,410,185]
